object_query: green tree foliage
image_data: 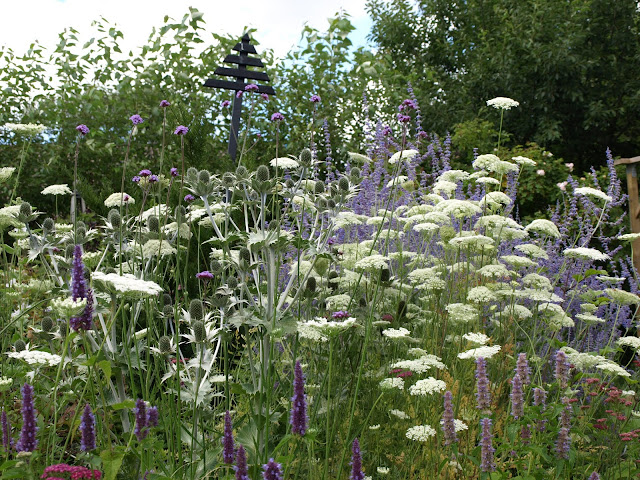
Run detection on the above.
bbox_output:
[367,0,640,170]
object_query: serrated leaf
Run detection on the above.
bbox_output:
[100,448,126,480]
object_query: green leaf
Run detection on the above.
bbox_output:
[110,399,135,410]
[100,447,126,480]
[98,360,112,379]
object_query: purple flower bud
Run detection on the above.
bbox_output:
[310,94,321,103]
[290,361,307,435]
[76,124,90,135]
[79,403,96,451]
[271,112,284,122]
[262,458,283,480]
[442,391,458,446]
[260,93,269,101]
[244,84,259,92]
[515,353,531,385]
[184,194,195,203]
[170,167,179,177]
[475,357,491,413]
[139,169,152,177]
[2,409,12,452]
[130,114,144,125]
[134,399,148,441]
[555,350,570,388]
[510,373,524,419]
[222,411,235,464]
[397,113,411,123]
[234,445,249,480]
[174,125,188,136]
[520,424,531,445]
[160,100,171,107]
[17,383,38,452]
[479,418,495,472]
[350,438,364,480]
[222,100,231,108]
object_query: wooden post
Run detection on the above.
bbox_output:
[614,155,640,274]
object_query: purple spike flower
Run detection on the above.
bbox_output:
[350,438,364,480]
[555,350,570,388]
[290,361,307,435]
[2,409,12,451]
[515,353,531,385]
[560,397,572,429]
[475,357,491,413]
[588,473,600,480]
[234,445,250,480]
[130,114,144,125]
[533,387,547,410]
[222,411,235,464]
[510,373,524,419]
[262,458,283,480]
[133,399,147,441]
[442,391,458,446]
[479,418,495,472]
[16,383,38,452]
[520,424,531,445]
[147,406,158,428]
[70,246,92,331]
[555,427,571,459]
[79,403,96,451]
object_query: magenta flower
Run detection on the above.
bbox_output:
[160,100,171,107]
[222,100,231,108]
[130,114,144,125]
[382,125,392,136]
[236,91,243,99]
[196,271,214,280]
[398,99,417,111]
[244,84,259,92]
[139,169,152,177]
[76,124,90,135]
[271,112,284,122]
[184,194,195,203]
[174,125,188,135]
[310,94,321,103]
[170,167,179,177]
[260,93,269,100]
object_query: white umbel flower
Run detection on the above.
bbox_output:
[524,219,560,238]
[617,337,640,351]
[104,192,135,207]
[606,288,640,305]
[618,233,640,242]
[406,425,437,441]
[354,255,389,271]
[389,149,419,164]
[3,123,47,135]
[41,184,72,196]
[7,350,62,366]
[463,332,490,345]
[0,167,16,182]
[574,187,612,203]
[409,378,447,396]
[596,362,631,377]
[92,272,163,297]
[512,156,536,166]
[458,345,501,359]
[270,157,299,169]
[379,377,405,390]
[563,247,609,261]
[382,327,411,339]
[486,97,519,110]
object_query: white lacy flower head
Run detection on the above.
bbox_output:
[377,467,390,475]
[386,175,409,189]
[446,303,479,324]
[576,313,604,324]
[472,154,500,171]
[379,377,405,390]
[439,169,470,183]
[500,255,538,269]
[270,157,299,169]
[439,418,469,432]
[617,337,640,351]
[92,271,163,298]
[406,425,437,441]
[564,247,610,261]
[298,316,357,340]
[481,191,513,209]
[477,264,510,279]
[512,156,536,166]
[41,184,72,196]
[391,355,447,373]
[449,235,495,249]
[463,332,490,345]
[7,350,62,367]
[435,199,482,219]
[51,297,87,318]
[390,409,409,419]
[458,345,501,359]
[475,215,522,230]
[492,160,520,175]
[404,205,433,217]
[467,286,497,304]
[574,187,612,203]
[524,219,560,238]
[597,276,625,283]
[422,211,451,225]
[389,149,419,164]
[366,216,388,226]
[104,192,135,207]
[413,222,440,234]
[475,176,501,185]
[560,347,608,370]
[486,97,519,110]
[407,267,445,290]
[354,254,389,271]
[596,362,631,377]
[618,233,640,242]
[382,327,411,339]
[522,273,552,290]
[348,152,372,164]
[515,243,549,259]
[141,239,176,258]
[333,211,365,228]
[432,180,458,197]
[500,304,532,319]
[0,167,16,182]
[3,123,47,135]
[606,288,640,305]
[140,204,169,222]
[325,294,351,311]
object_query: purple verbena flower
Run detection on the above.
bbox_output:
[515,353,531,385]
[234,445,250,480]
[244,84,259,92]
[196,271,214,280]
[130,114,144,125]
[236,91,243,99]
[132,176,141,183]
[588,473,600,480]
[170,167,179,177]
[350,438,364,480]
[397,113,411,123]
[332,311,350,319]
[442,391,458,446]
[148,174,159,183]
[271,112,284,122]
[222,100,231,108]
[160,100,171,107]
[76,124,90,136]
[479,418,495,472]
[262,458,283,480]
[260,93,269,101]
[290,360,307,435]
[382,125,392,136]
[79,403,96,451]
[16,383,38,452]
[310,94,321,103]
[222,411,235,464]
[475,357,491,413]
[510,373,524,419]
[184,194,195,203]
[174,125,188,136]
[139,169,152,177]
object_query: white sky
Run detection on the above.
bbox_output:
[0,0,372,59]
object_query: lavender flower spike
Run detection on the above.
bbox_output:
[70,245,93,331]
[475,357,491,413]
[479,418,495,472]
[16,383,38,452]
[515,353,531,385]
[1,409,11,451]
[262,458,283,480]
[234,445,250,480]
[555,427,571,459]
[350,438,365,480]
[222,410,235,464]
[290,361,307,435]
[133,399,147,441]
[510,373,524,419]
[79,403,96,451]
[588,473,600,480]
[555,350,570,389]
[442,391,458,446]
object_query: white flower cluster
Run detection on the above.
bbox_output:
[486,97,519,110]
[407,268,445,290]
[382,327,411,339]
[524,219,560,238]
[467,286,497,304]
[617,336,640,351]
[596,363,631,377]
[297,317,357,342]
[4,123,47,135]
[409,378,447,396]
[500,255,537,269]
[477,264,510,279]
[512,156,536,166]
[0,167,16,182]
[7,350,62,366]
[515,243,549,259]
[405,425,437,441]
[606,288,640,305]
[51,297,87,318]
[104,192,135,207]
[446,303,479,324]
[92,272,163,297]
[379,377,404,391]
[389,149,419,164]
[354,254,389,271]
[563,247,610,261]
[463,332,490,345]
[435,199,482,219]
[270,157,299,169]
[390,409,409,419]
[458,345,501,360]
[140,239,176,258]
[618,233,640,242]
[391,354,447,373]
[574,187,612,203]
[41,184,72,196]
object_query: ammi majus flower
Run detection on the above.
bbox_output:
[41,184,72,196]
[486,97,519,110]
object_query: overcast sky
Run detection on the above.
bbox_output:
[0,0,373,59]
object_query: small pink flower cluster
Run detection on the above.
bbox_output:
[41,463,102,479]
